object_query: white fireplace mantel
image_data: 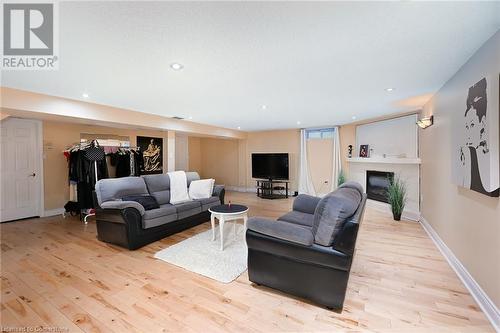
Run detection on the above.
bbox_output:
[347,157,421,164]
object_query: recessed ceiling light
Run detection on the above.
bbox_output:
[261,105,267,110]
[385,88,394,92]
[188,116,193,120]
[170,63,184,70]
[237,126,241,130]
[352,116,357,120]
[82,93,89,98]
[297,121,301,125]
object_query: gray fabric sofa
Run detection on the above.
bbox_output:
[246,181,367,311]
[94,172,225,250]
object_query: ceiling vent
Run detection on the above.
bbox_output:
[171,116,184,120]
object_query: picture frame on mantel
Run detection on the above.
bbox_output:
[359,144,369,158]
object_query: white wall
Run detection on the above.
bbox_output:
[356,114,418,158]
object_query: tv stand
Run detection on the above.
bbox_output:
[256,180,289,199]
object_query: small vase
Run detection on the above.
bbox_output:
[392,211,401,221]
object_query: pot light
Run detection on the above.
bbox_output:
[297,121,301,125]
[170,63,184,71]
[261,105,267,110]
[237,126,241,130]
[188,116,193,120]
[416,115,434,129]
[352,116,357,120]
[385,88,394,92]
[82,93,89,98]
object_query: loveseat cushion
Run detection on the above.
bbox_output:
[95,177,149,205]
[278,211,315,227]
[142,204,178,229]
[173,201,202,219]
[292,194,321,215]
[312,187,362,246]
[142,174,171,205]
[247,217,314,246]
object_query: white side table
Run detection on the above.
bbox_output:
[209,204,249,251]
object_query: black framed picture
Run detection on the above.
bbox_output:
[137,136,163,174]
[359,144,369,158]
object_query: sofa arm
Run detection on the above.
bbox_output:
[247,217,314,246]
[100,200,146,216]
[213,185,225,204]
[293,194,321,214]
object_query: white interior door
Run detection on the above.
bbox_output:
[0,118,42,222]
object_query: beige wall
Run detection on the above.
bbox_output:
[188,137,202,174]
[187,129,301,191]
[420,31,500,307]
[190,130,341,194]
[339,124,356,177]
[43,120,169,210]
[199,138,240,187]
[245,130,300,191]
[307,139,333,194]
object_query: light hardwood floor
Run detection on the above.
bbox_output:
[0,192,493,332]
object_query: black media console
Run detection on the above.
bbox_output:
[256,180,289,199]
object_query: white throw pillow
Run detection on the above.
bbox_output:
[189,179,215,200]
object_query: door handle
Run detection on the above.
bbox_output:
[29,173,36,177]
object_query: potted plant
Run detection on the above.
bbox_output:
[337,170,346,187]
[387,175,407,221]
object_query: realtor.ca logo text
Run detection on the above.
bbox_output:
[1,2,59,70]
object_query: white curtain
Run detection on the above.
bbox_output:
[298,129,316,196]
[331,126,342,191]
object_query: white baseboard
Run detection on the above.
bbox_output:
[43,208,65,217]
[366,199,420,221]
[420,216,499,332]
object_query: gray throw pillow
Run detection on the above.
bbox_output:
[312,188,361,246]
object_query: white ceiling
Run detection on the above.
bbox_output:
[2,1,499,131]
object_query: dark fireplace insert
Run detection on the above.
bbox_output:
[366,170,394,203]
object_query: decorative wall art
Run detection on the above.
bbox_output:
[137,136,163,174]
[454,76,499,197]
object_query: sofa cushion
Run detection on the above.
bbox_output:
[278,211,314,227]
[142,174,171,205]
[247,217,314,246]
[143,204,177,220]
[122,195,159,210]
[338,181,364,195]
[292,194,321,215]
[195,196,221,211]
[312,187,362,246]
[95,177,149,205]
[142,204,178,229]
[186,172,200,186]
[173,201,202,219]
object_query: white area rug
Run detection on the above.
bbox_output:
[154,222,248,283]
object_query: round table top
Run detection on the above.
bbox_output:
[209,204,248,215]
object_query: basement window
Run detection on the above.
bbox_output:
[306,128,335,139]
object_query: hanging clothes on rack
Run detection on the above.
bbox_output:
[110,147,141,177]
[64,140,108,210]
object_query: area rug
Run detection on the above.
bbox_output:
[154,222,247,283]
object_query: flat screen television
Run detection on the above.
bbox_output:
[252,153,289,180]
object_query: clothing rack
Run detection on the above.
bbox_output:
[63,140,107,224]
